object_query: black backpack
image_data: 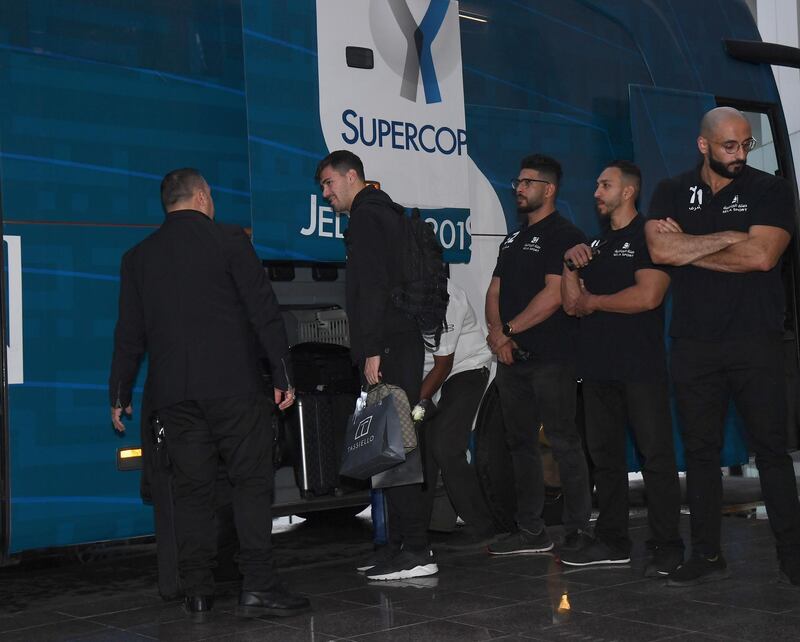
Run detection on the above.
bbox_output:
[391,208,449,349]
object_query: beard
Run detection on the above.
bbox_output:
[516,195,543,219]
[707,150,745,179]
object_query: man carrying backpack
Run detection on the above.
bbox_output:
[316,150,437,580]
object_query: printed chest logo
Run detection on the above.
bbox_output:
[689,185,703,211]
[722,194,748,214]
[501,230,520,249]
[613,241,634,258]
[523,236,541,252]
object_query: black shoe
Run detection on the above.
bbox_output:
[238,588,311,617]
[644,547,684,578]
[560,539,630,567]
[437,526,497,551]
[356,545,399,572]
[488,527,553,556]
[366,549,438,581]
[183,595,214,619]
[779,555,800,586]
[559,529,593,552]
[666,553,730,587]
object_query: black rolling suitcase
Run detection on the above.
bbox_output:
[288,342,362,497]
[292,392,358,496]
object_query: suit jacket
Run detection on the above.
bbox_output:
[344,187,418,362]
[109,209,292,412]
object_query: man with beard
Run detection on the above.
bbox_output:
[485,154,592,555]
[646,106,800,586]
[560,161,683,575]
[316,150,436,580]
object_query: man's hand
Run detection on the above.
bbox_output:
[364,355,382,385]
[564,243,594,270]
[496,342,515,365]
[111,405,132,433]
[275,387,295,410]
[654,217,683,234]
[487,325,510,352]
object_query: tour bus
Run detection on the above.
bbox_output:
[0,0,797,560]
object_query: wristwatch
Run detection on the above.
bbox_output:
[502,322,514,337]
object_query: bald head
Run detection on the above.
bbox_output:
[697,107,753,180]
[699,106,748,139]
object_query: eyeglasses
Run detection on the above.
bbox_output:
[511,178,550,190]
[708,137,757,154]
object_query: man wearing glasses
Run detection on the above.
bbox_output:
[485,154,592,555]
[646,106,800,587]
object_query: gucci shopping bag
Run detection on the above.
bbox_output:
[339,395,406,479]
[366,383,417,451]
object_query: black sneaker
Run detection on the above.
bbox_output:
[437,526,498,551]
[365,549,438,581]
[356,545,398,572]
[560,539,630,567]
[644,547,684,578]
[666,553,730,587]
[560,530,593,552]
[488,527,553,556]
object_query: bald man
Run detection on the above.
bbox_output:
[646,107,800,587]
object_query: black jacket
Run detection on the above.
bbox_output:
[108,209,291,411]
[345,187,418,362]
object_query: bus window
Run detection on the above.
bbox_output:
[741,109,780,175]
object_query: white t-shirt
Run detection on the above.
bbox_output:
[423,280,493,381]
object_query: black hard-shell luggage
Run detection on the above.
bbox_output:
[291,392,358,496]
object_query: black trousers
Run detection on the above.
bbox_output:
[495,360,591,534]
[422,367,494,533]
[582,380,683,554]
[373,330,427,551]
[159,392,275,596]
[671,334,800,559]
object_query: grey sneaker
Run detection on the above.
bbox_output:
[488,527,553,556]
[667,553,730,587]
[560,539,630,567]
[366,549,438,581]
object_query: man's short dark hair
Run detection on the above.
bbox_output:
[161,168,206,213]
[605,159,642,194]
[315,150,365,182]
[520,154,562,187]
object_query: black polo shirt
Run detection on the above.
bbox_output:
[648,164,795,341]
[493,210,585,362]
[578,215,668,382]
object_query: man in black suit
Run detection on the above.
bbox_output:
[109,168,309,617]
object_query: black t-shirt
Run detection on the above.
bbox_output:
[493,211,585,362]
[578,215,668,382]
[648,164,795,340]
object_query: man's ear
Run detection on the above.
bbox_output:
[697,135,708,155]
[623,184,636,203]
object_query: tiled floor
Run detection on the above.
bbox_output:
[1,511,799,641]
